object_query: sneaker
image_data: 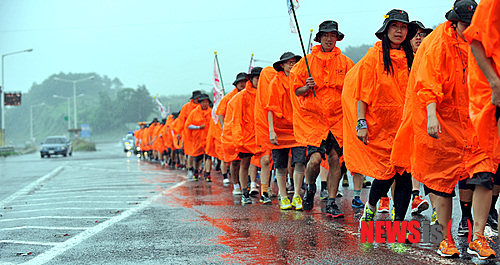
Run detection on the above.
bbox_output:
[467,233,496,260]
[363,178,371,188]
[260,192,272,204]
[205,176,212,182]
[430,208,439,225]
[411,196,429,214]
[187,170,194,179]
[193,173,199,181]
[292,195,303,211]
[342,174,349,187]
[280,196,293,210]
[232,188,242,195]
[223,178,230,185]
[303,184,316,211]
[250,186,259,196]
[391,207,395,221]
[437,237,460,258]
[325,200,344,218]
[241,193,252,205]
[487,212,499,232]
[352,197,364,208]
[320,189,329,200]
[378,197,390,213]
[267,188,277,198]
[336,190,343,198]
[360,204,376,225]
[458,216,473,237]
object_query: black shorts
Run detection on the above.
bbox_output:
[424,185,456,198]
[238,152,254,159]
[494,166,500,186]
[194,154,211,163]
[306,131,342,161]
[162,150,168,156]
[175,149,184,155]
[467,172,495,191]
[272,147,306,169]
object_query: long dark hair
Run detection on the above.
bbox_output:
[382,34,414,75]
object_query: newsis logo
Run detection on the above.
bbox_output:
[360,219,473,244]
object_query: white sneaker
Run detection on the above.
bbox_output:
[187,170,194,179]
[336,190,343,197]
[250,186,259,196]
[223,178,230,185]
[232,188,242,195]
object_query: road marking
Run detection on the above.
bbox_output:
[0,240,58,246]
[25,195,142,202]
[4,207,122,214]
[0,165,65,208]
[0,216,110,223]
[23,180,186,265]
[0,226,89,231]
[8,201,135,207]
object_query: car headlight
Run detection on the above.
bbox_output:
[126,146,131,150]
[125,142,130,145]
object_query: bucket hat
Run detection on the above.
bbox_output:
[190,90,202,100]
[232,72,247,86]
[375,9,416,40]
[247,67,263,79]
[198,93,212,105]
[314,20,344,42]
[273,52,302,72]
[411,21,433,35]
[445,0,477,23]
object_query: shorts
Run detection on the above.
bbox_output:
[306,131,342,161]
[494,166,500,186]
[175,149,184,155]
[162,150,168,156]
[272,147,306,169]
[424,185,456,198]
[238,152,254,159]
[194,154,211,163]
[464,172,495,191]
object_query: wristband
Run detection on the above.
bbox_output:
[356,119,367,131]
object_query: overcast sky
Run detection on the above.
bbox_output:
[1,0,452,98]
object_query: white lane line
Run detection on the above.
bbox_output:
[0,240,58,246]
[8,201,134,207]
[23,180,186,265]
[0,216,110,223]
[26,195,142,202]
[30,189,154,194]
[0,226,89,231]
[0,165,65,208]
[4,208,122,214]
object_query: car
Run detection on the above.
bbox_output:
[122,132,137,153]
[40,136,73,158]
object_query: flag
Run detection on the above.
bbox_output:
[287,0,300,34]
[154,97,167,118]
[212,54,224,124]
[309,41,313,53]
[248,53,255,74]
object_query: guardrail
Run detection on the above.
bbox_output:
[0,146,15,155]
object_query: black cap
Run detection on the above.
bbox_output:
[375,9,416,40]
[247,67,263,78]
[198,93,212,104]
[446,0,477,23]
[273,52,301,72]
[232,72,247,86]
[314,20,345,42]
[190,90,202,100]
[411,20,433,34]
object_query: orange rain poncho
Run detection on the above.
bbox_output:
[464,0,500,164]
[205,115,223,159]
[141,125,151,152]
[229,80,261,154]
[255,66,277,150]
[152,123,163,152]
[134,128,143,149]
[392,22,493,194]
[290,45,354,147]
[265,71,301,149]
[220,88,241,162]
[163,115,174,150]
[171,118,183,150]
[184,105,212,157]
[342,41,409,180]
[174,100,198,136]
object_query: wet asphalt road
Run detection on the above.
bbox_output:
[0,142,499,264]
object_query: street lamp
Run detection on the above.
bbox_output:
[53,94,84,131]
[54,76,94,129]
[30,102,45,143]
[1,48,33,146]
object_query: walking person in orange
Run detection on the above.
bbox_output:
[343,9,416,225]
[254,66,277,203]
[266,52,305,210]
[290,20,354,218]
[228,67,263,204]
[392,0,495,259]
[176,90,201,177]
[219,72,247,194]
[185,93,212,181]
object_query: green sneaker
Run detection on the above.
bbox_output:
[280,196,293,210]
[391,207,395,221]
[391,243,410,253]
[291,195,303,211]
[360,203,376,226]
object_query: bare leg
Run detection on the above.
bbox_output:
[239,157,251,189]
[230,160,241,185]
[260,155,270,195]
[472,185,492,240]
[276,168,288,198]
[436,196,453,239]
[305,153,321,187]
[293,163,305,197]
[327,149,341,199]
